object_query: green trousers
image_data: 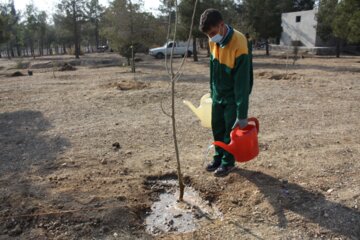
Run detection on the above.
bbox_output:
[212,101,237,167]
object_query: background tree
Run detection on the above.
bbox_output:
[102,0,138,66]
[0,1,21,58]
[37,11,47,56]
[84,0,105,50]
[317,0,339,57]
[45,24,56,55]
[53,13,73,54]
[0,4,11,57]
[23,3,39,58]
[56,0,86,58]
[102,0,165,70]
[243,0,283,55]
[333,0,360,45]
[293,0,315,11]
[347,11,360,44]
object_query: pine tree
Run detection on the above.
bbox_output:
[56,0,86,59]
[84,0,105,49]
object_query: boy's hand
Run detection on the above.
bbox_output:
[232,118,248,130]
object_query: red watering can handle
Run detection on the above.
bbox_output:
[248,117,259,133]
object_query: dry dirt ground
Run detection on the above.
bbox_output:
[0,52,359,240]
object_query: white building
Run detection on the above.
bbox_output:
[280,8,358,54]
[280,9,319,47]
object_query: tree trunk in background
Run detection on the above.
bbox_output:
[63,44,67,54]
[16,44,21,57]
[199,39,204,49]
[192,37,198,62]
[265,39,270,56]
[31,45,35,58]
[10,44,14,58]
[336,38,340,58]
[40,38,44,56]
[30,41,33,58]
[72,1,80,59]
[95,20,99,49]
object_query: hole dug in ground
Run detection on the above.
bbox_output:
[143,172,222,235]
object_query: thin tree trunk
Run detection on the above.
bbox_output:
[10,45,15,58]
[131,45,135,73]
[73,1,80,59]
[199,38,204,49]
[336,38,340,58]
[63,43,67,54]
[163,0,198,201]
[265,39,270,56]
[16,45,21,57]
[192,37,198,62]
[95,20,99,49]
[171,75,185,200]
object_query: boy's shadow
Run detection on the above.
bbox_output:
[233,168,360,238]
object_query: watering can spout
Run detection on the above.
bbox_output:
[213,141,233,155]
[183,100,202,120]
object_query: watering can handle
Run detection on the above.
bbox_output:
[248,117,259,133]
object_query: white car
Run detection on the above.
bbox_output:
[149,41,193,59]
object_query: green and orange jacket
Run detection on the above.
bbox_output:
[209,26,253,119]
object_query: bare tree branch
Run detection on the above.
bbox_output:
[160,96,172,118]
[162,0,199,202]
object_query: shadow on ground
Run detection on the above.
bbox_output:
[0,110,70,173]
[0,111,152,239]
[0,110,71,237]
[233,168,360,239]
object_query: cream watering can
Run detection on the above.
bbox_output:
[183,93,212,128]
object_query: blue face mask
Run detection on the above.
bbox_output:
[209,25,224,43]
[210,34,223,43]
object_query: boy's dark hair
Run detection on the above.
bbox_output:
[199,9,223,33]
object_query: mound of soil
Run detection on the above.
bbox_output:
[31,62,53,69]
[16,61,31,69]
[107,80,148,91]
[59,63,76,71]
[256,71,303,80]
[9,71,25,77]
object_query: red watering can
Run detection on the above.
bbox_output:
[213,117,260,162]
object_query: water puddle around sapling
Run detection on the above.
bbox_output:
[145,178,222,235]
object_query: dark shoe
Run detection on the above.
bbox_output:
[214,165,234,177]
[206,161,221,172]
